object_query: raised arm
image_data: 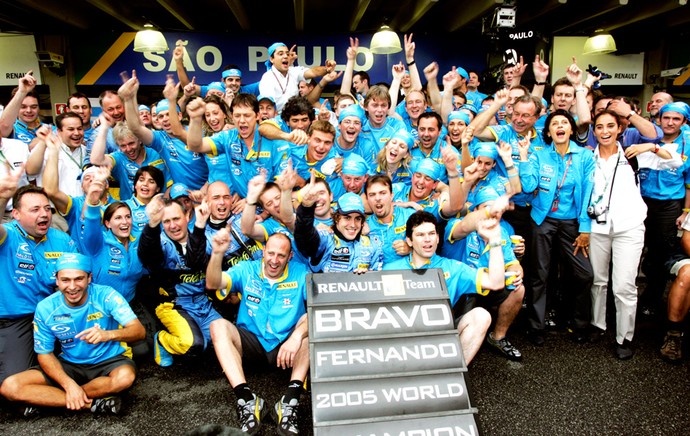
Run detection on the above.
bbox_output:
[476,218,506,290]
[497,140,521,195]
[566,57,591,129]
[441,69,461,125]
[41,132,70,214]
[340,37,358,96]
[468,88,510,141]
[440,143,465,218]
[206,227,231,291]
[173,40,201,95]
[423,62,442,114]
[88,114,116,167]
[241,174,269,241]
[163,76,187,143]
[306,70,343,106]
[118,70,154,145]
[186,97,214,153]
[276,159,298,231]
[0,162,24,242]
[25,124,50,176]
[304,60,336,81]
[531,54,549,99]
[388,62,405,117]
[404,34,423,92]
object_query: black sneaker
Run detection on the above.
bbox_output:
[236,394,266,434]
[486,333,523,361]
[568,327,588,344]
[544,309,558,330]
[615,340,634,360]
[273,395,299,436]
[90,396,122,415]
[660,330,683,364]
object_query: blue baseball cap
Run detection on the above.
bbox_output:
[222,68,242,79]
[258,94,276,105]
[472,186,500,209]
[474,142,498,160]
[338,104,365,124]
[206,81,225,94]
[57,253,92,273]
[155,99,181,114]
[660,102,690,120]
[412,158,442,180]
[460,104,477,115]
[448,111,471,125]
[390,129,415,149]
[456,67,469,81]
[341,154,369,177]
[336,192,365,215]
[138,104,150,112]
[170,183,190,199]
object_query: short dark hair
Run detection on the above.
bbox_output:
[418,112,443,129]
[552,77,574,91]
[257,182,280,208]
[134,166,164,193]
[230,93,258,114]
[365,174,393,195]
[593,109,622,127]
[354,71,370,85]
[56,112,83,129]
[281,96,315,123]
[405,211,439,240]
[542,109,577,144]
[67,92,91,108]
[13,185,48,211]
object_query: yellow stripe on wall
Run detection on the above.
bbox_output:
[78,33,136,85]
[673,63,690,87]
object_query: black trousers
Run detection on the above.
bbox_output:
[641,197,682,309]
[528,217,593,331]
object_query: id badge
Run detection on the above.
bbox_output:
[551,199,559,212]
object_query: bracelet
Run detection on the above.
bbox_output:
[535,81,547,86]
[407,60,416,67]
[652,144,660,154]
[505,164,515,171]
[246,202,257,207]
[683,208,690,213]
[575,87,587,93]
[488,240,503,248]
[448,174,459,179]
[508,173,519,178]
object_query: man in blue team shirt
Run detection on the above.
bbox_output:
[89,114,172,201]
[187,94,291,200]
[119,71,209,191]
[206,232,309,435]
[0,253,144,415]
[384,211,507,365]
[0,171,77,391]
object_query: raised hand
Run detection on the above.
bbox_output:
[118,70,139,101]
[566,56,583,86]
[533,54,550,83]
[186,97,206,120]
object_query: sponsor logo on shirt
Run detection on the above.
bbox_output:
[87,312,103,321]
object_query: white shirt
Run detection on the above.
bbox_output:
[0,138,31,210]
[591,144,647,234]
[258,65,307,113]
[34,143,86,198]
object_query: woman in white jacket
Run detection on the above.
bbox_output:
[589,110,682,360]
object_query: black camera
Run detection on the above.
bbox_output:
[588,204,608,223]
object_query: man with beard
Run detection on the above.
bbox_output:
[410,112,457,183]
[0,171,77,393]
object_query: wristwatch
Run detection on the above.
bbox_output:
[626,110,635,120]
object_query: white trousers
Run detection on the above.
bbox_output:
[589,223,645,345]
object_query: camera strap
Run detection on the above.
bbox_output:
[592,151,620,209]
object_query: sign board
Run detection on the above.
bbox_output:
[308,269,478,434]
[0,34,42,86]
[551,36,644,86]
[74,32,487,86]
[54,103,67,115]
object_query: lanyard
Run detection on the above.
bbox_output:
[62,145,83,169]
[551,153,572,212]
[244,128,263,162]
[270,69,289,96]
[592,151,621,208]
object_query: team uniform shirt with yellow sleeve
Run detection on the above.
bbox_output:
[33,284,137,364]
[219,259,308,352]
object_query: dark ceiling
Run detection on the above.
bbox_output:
[2,0,689,53]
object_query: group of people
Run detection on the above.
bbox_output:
[0,33,688,435]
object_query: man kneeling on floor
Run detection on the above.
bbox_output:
[206,231,309,435]
[1,253,145,416]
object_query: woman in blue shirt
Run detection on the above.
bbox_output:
[518,109,595,345]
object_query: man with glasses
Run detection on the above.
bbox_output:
[186,94,291,200]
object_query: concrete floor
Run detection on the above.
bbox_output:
[1,317,689,435]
